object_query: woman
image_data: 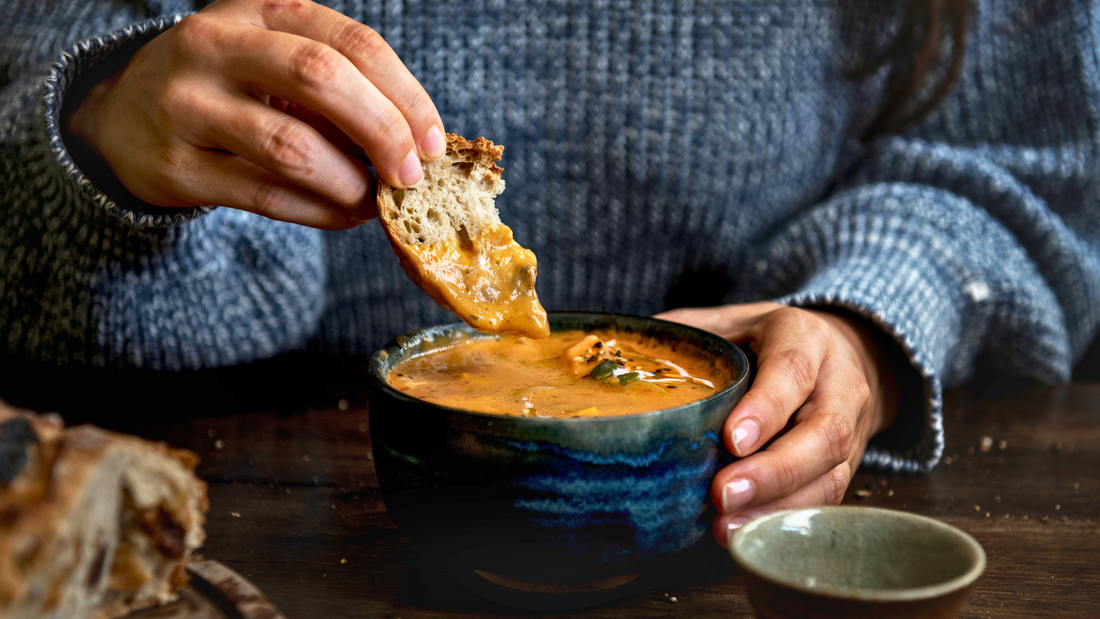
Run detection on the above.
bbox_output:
[2,0,1097,548]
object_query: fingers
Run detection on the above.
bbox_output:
[254,1,444,186]
[149,1,444,226]
[711,380,867,516]
[724,308,833,458]
[210,25,419,189]
[661,305,828,457]
[277,99,366,156]
[185,150,369,230]
[712,461,854,549]
[199,93,375,219]
[709,327,875,549]
[659,306,889,551]
[660,305,877,551]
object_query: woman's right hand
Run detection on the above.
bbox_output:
[66,0,445,229]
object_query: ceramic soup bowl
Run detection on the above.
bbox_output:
[729,506,987,619]
[368,312,749,604]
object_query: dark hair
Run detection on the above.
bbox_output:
[851,0,971,140]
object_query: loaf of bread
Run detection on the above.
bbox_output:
[0,401,207,619]
[377,134,550,339]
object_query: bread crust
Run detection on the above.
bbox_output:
[445,134,503,175]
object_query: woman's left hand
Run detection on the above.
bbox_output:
[656,302,898,549]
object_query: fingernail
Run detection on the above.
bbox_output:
[423,126,445,159]
[732,419,760,457]
[724,517,753,549]
[727,516,752,534]
[399,149,422,187]
[722,478,754,512]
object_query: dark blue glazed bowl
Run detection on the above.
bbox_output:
[368,312,749,606]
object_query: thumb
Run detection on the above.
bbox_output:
[656,302,780,341]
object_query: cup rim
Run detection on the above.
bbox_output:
[368,310,750,424]
[729,506,987,603]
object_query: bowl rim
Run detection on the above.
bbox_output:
[368,310,750,424]
[728,506,987,603]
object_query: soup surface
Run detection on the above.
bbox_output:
[387,330,730,417]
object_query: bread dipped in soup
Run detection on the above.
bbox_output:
[377,134,549,339]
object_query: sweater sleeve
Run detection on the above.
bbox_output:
[746,6,1100,472]
[0,0,327,370]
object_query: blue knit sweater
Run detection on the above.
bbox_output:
[2,0,1099,473]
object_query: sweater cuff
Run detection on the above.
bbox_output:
[749,180,1065,473]
[45,14,209,229]
[777,255,947,473]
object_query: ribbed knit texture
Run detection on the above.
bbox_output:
[3,0,1099,472]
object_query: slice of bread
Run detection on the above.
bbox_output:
[377,134,549,338]
[0,401,207,619]
[379,135,506,247]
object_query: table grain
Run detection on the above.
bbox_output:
[82,360,1099,619]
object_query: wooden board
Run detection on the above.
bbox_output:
[124,561,285,619]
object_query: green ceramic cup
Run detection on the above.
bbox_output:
[729,506,986,619]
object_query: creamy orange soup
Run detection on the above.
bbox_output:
[387,330,729,417]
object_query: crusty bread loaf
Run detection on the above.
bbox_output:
[378,134,505,248]
[0,401,207,619]
[376,134,550,339]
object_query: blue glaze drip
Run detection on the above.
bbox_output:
[513,454,719,498]
[509,453,724,559]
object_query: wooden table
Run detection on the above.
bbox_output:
[51,357,1100,618]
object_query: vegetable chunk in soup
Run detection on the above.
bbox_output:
[387,330,730,417]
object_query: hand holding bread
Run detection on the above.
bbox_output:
[66,0,548,336]
[66,0,444,229]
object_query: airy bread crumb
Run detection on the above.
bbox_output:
[380,135,504,247]
[377,134,549,339]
